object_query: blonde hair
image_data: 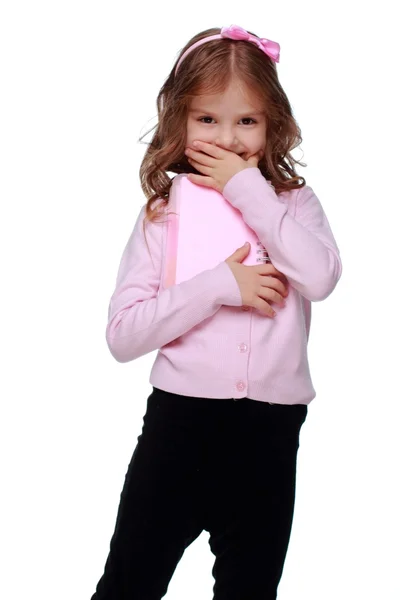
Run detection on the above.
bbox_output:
[138,26,306,247]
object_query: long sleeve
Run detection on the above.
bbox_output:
[105,203,243,363]
[222,168,343,301]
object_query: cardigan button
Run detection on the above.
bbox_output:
[236,381,246,392]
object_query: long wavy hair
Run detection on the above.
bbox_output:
[139,26,306,243]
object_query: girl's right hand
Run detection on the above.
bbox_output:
[225,242,289,317]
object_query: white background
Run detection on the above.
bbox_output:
[1,1,399,599]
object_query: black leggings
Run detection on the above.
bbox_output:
[90,386,308,600]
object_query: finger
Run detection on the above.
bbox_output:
[187,158,213,175]
[186,148,215,167]
[192,140,225,159]
[254,296,277,318]
[258,285,286,306]
[259,276,288,297]
[187,173,214,187]
[247,150,264,165]
[257,263,286,278]
[265,272,289,289]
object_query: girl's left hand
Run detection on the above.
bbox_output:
[185,139,263,193]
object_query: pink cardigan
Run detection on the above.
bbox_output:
[106,167,342,404]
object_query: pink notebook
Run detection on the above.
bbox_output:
[164,173,270,288]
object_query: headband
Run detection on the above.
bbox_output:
[175,24,280,75]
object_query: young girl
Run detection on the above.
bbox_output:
[91,24,342,600]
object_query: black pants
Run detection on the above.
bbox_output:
[90,386,308,600]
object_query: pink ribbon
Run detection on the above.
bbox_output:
[220,25,280,63]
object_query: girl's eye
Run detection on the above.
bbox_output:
[198,117,257,125]
[241,118,257,125]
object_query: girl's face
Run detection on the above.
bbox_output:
[186,79,267,160]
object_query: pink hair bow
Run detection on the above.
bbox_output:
[220,25,280,63]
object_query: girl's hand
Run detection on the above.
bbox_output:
[184,140,263,193]
[225,243,289,317]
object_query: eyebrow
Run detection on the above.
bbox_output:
[189,108,265,117]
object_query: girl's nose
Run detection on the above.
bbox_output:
[215,136,239,152]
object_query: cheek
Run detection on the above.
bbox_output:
[185,122,192,145]
[253,130,266,146]
[186,122,200,147]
